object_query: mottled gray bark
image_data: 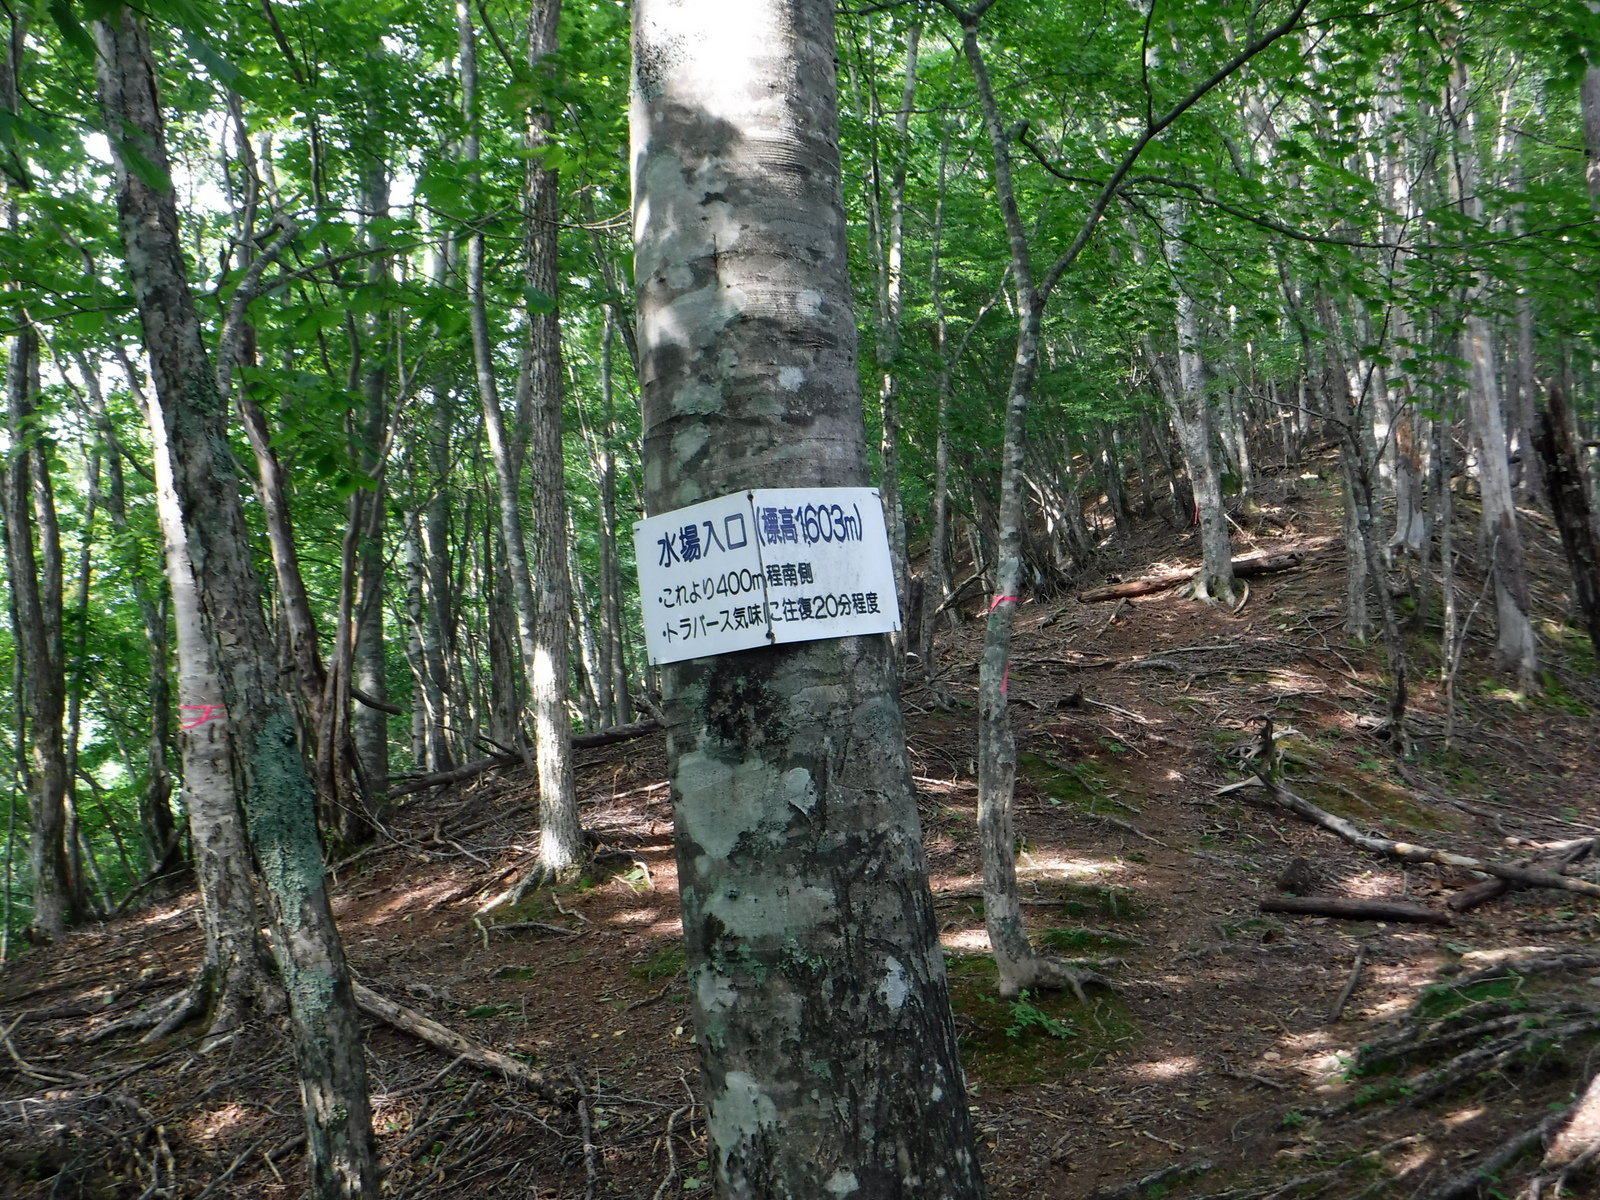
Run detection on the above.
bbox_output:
[2,322,76,941]
[632,2,983,1195]
[94,10,378,1196]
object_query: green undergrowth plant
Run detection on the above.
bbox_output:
[1018,753,1118,811]
[1040,926,1140,953]
[942,954,1140,1084]
[630,944,686,983]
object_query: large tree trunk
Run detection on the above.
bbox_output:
[632,1,984,1194]
[93,11,378,1196]
[2,323,76,941]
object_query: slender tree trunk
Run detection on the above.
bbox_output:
[1583,64,1600,208]
[1158,206,1235,605]
[2,323,75,940]
[351,158,392,833]
[518,0,581,874]
[94,12,378,1195]
[632,2,984,1193]
[1448,58,1538,691]
[859,20,920,649]
[956,9,1105,998]
[596,310,632,724]
[920,123,954,679]
[458,0,580,879]
[83,365,176,877]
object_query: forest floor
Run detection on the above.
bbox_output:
[5,450,1600,1200]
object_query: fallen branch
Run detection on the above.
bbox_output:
[1216,1065,1291,1092]
[351,982,565,1103]
[1261,896,1451,925]
[1447,838,1595,913]
[1077,552,1303,603]
[1085,1160,1214,1200]
[1240,781,1600,900]
[1328,943,1371,1021]
[389,719,662,796]
[486,921,579,938]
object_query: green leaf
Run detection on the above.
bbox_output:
[114,135,173,195]
[48,0,96,57]
[523,286,557,316]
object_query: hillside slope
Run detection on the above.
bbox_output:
[4,461,1600,1200]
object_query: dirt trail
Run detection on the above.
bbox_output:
[4,464,1600,1199]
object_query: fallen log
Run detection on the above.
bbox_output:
[1261,896,1451,925]
[1239,779,1600,900]
[1448,839,1595,913]
[1077,552,1303,602]
[351,982,565,1102]
[388,719,662,797]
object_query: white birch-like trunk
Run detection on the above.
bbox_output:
[1448,59,1538,690]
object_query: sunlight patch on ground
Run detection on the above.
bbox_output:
[607,909,665,927]
[363,880,469,923]
[1017,858,1126,881]
[1443,1106,1486,1129]
[941,929,992,954]
[1128,1055,1202,1081]
[188,1103,251,1143]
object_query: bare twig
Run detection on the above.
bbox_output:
[1328,943,1370,1022]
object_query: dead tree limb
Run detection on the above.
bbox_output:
[1261,896,1451,925]
[1077,552,1303,602]
[1239,782,1600,900]
[351,982,565,1103]
[388,719,662,797]
[1328,942,1371,1020]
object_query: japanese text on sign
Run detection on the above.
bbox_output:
[632,487,899,665]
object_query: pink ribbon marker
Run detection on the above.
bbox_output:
[179,703,227,730]
[987,594,1020,613]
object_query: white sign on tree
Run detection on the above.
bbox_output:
[633,487,900,665]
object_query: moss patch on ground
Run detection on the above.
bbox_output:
[944,954,1141,1085]
[1019,753,1120,811]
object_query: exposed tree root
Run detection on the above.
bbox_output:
[1417,1107,1574,1200]
[1003,956,1113,1003]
